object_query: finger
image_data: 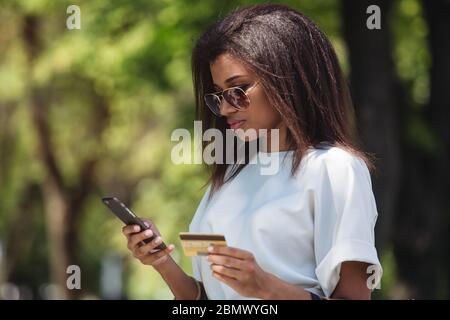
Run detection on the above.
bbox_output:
[207,254,245,270]
[212,270,240,288]
[140,218,152,228]
[139,219,162,237]
[164,244,175,254]
[136,236,164,256]
[122,224,141,236]
[141,244,175,264]
[210,264,241,280]
[208,245,252,260]
[129,229,153,249]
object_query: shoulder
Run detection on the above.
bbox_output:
[306,145,366,167]
[300,146,378,224]
[300,145,371,185]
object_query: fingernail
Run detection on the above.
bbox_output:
[144,230,152,237]
[207,246,213,252]
[144,221,150,228]
[134,225,140,232]
[155,237,162,244]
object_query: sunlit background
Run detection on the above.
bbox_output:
[0,0,449,299]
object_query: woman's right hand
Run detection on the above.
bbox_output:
[122,219,175,268]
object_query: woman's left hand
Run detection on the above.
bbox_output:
[207,245,270,299]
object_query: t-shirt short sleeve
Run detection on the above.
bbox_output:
[312,149,382,297]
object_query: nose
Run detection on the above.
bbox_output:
[219,97,237,117]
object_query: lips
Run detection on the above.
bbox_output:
[227,119,246,130]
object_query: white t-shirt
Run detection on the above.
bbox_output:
[188,145,382,299]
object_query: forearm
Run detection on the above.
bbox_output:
[154,256,199,300]
[260,272,312,300]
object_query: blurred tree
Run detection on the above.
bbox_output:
[342,0,450,298]
[342,0,401,252]
[21,13,112,298]
[393,0,450,299]
[0,0,214,299]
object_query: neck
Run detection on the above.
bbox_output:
[260,124,289,153]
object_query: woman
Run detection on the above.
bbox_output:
[122,4,382,300]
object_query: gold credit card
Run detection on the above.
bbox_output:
[179,232,227,256]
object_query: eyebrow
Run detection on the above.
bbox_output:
[213,75,246,88]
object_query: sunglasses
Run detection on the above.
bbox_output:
[204,82,259,116]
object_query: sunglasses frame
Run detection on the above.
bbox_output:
[204,81,259,116]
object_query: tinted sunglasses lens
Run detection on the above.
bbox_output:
[223,87,250,109]
[204,94,221,115]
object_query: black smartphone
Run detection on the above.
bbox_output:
[102,196,167,251]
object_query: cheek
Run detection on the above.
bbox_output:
[235,98,281,142]
[246,93,282,130]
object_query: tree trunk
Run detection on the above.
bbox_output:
[23,15,110,299]
[393,0,450,299]
[424,0,450,298]
[342,0,450,298]
[23,15,70,299]
[341,0,401,252]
